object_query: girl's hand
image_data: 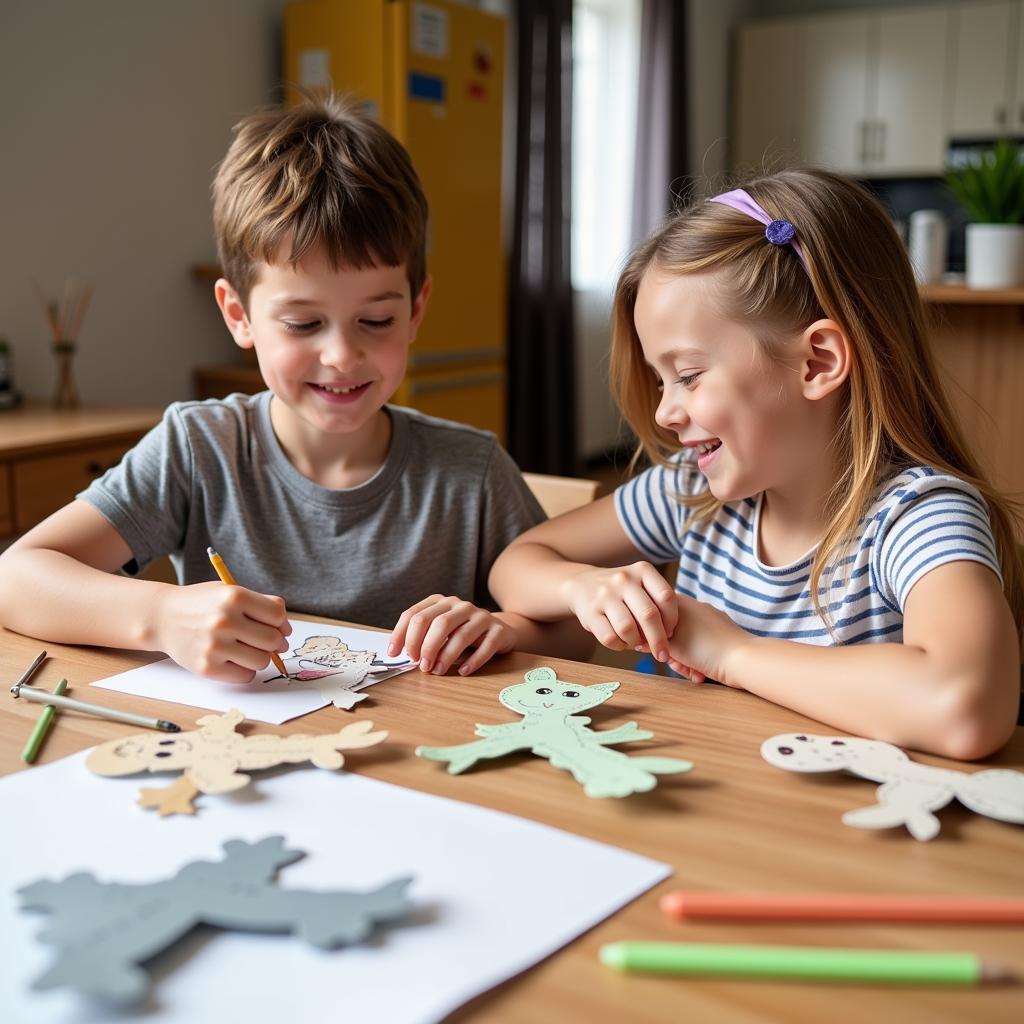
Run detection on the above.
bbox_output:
[562,562,678,661]
[155,582,291,682]
[661,595,750,685]
[389,595,518,676]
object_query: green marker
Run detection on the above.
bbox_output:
[599,942,1011,985]
[21,678,67,763]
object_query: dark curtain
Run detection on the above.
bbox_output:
[632,0,689,243]
[506,0,576,475]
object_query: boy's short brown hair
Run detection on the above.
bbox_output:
[212,92,428,306]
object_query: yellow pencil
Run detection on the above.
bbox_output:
[207,547,289,677]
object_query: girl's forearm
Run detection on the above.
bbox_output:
[722,636,1018,760]
[494,611,596,661]
[489,543,596,620]
[0,548,170,652]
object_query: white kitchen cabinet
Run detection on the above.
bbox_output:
[733,4,951,176]
[1014,1,1024,131]
[733,19,799,171]
[873,6,949,174]
[796,6,949,174]
[950,1,1019,137]
[796,11,872,173]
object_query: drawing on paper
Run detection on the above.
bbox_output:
[416,667,693,798]
[266,635,412,710]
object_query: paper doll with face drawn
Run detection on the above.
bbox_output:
[265,635,411,711]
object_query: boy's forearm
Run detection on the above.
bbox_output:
[495,611,595,662]
[723,636,1018,760]
[489,543,594,620]
[0,548,168,652]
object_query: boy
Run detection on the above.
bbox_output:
[0,94,587,680]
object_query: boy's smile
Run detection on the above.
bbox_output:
[216,242,430,486]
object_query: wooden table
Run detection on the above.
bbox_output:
[2,622,1022,1022]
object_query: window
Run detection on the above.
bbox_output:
[572,0,642,290]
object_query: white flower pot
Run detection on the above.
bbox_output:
[965,223,1024,289]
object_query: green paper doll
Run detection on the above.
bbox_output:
[417,667,692,797]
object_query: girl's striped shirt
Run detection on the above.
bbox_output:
[614,455,1002,646]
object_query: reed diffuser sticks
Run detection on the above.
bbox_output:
[33,279,93,409]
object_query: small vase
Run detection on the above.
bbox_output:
[52,340,79,409]
[965,223,1024,289]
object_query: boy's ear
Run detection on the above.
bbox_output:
[798,319,851,401]
[409,275,433,340]
[214,279,254,350]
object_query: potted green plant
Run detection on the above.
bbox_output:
[945,139,1024,289]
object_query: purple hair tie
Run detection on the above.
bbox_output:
[709,188,809,273]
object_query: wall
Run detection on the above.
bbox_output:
[686,0,756,191]
[0,0,283,407]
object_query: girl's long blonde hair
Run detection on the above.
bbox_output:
[610,167,1023,639]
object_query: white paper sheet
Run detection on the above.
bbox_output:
[0,751,670,1024]
[91,620,415,724]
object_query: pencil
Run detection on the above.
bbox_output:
[21,678,67,763]
[10,650,48,695]
[207,547,289,677]
[660,890,1024,925]
[12,684,181,732]
[599,942,1013,985]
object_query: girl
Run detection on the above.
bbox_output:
[489,168,1022,760]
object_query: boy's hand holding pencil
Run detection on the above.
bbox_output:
[149,550,291,683]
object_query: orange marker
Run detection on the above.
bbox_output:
[660,891,1024,925]
[207,547,289,677]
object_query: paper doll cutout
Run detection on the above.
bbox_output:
[265,635,412,710]
[416,667,693,798]
[86,708,388,815]
[19,835,414,1005]
[761,732,1024,841]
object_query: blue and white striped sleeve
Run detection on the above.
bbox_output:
[613,458,694,564]
[873,473,1002,612]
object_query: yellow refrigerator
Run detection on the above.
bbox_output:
[284,0,507,440]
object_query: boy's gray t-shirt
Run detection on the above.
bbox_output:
[77,392,545,628]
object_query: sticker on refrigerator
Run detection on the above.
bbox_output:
[298,49,331,89]
[408,71,446,104]
[412,3,449,59]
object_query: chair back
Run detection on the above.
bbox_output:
[523,472,600,518]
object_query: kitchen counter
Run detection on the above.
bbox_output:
[921,293,1023,535]
[921,284,1024,305]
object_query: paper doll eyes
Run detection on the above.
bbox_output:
[562,691,579,698]
[535,688,552,694]
[152,739,191,757]
[831,740,845,746]
[777,746,794,755]
[796,735,809,741]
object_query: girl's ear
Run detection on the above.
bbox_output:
[215,279,254,350]
[798,319,851,401]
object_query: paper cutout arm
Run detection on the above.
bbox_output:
[20,836,414,1004]
[138,776,201,816]
[417,667,692,798]
[761,733,1024,840]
